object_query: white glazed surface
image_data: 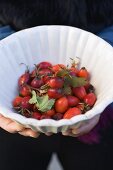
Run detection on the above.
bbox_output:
[0,25,113,133]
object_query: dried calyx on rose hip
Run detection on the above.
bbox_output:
[12,59,97,120]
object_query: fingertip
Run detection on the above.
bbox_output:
[62,131,69,136]
[29,132,40,138]
[45,132,53,136]
[7,121,25,133]
[28,129,40,138]
[18,128,40,138]
[72,129,78,135]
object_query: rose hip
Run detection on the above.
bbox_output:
[37,62,52,69]
[63,107,81,119]
[31,77,44,88]
[77,67,89,79]
[48,77,64,88]
[12,96,23,108]
[19,85,31,97]
[52,64,66,73]
[83,92,96,106]
[48,88,63,99]
[45,109,56,116]
[38,69,53,76]
[67,95,80,107]
[32,112,42,120]
[13,59,97,120]
[72,86,87,100]
[18,72,30,87]
[55,97,68,113]
[21,96,32,110]
[52,113,63,120]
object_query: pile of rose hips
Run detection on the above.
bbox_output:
[12,59,97,120]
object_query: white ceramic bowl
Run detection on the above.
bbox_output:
[0,25,113,133]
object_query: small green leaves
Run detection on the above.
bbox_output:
[56,69,69,77]
[29,90,37,104]
[56,65,87,88]
[37,95,55,112]
[65,76,87,88]
[29,90,55,112]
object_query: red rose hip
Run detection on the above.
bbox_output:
[12,96,23,108]
[67,95,80,107]
[18,72,30,87]
[48,88,63,99]
[63,107,81,119]
[31,78,44,88]
[21,96,32,110]
[19,85,31,97]
[72,86,87,100]
[48,77,64,88]
[32,112,42,120]
[55,97,68,113]
[83,92,96,106]
[37,62,52,69]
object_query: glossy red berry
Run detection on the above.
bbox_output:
[52,64,66,73]
[42,76,51,84]
[12,96,23,108]
[31,78,44,88]
[63,107,81,119]
[45,109,56,116]
[37,62,52,69]
[72,86,87,100]
[38,69,53,76]
[52,113,63,120]
[48,77,64,88]
[18,72,30,86]
[83,93,97,106]
[32,112,42,120]
[55,97,68,113]
[67,95,80,107]
[19,85,31,97]
[21,96,32,110]
[77,67,89,79]
[48,88,63,99]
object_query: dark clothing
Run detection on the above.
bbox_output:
[0,0,113,34]
[0,128,113,170]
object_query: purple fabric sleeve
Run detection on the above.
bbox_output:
[78,25,113,144]
[78,104,113,144]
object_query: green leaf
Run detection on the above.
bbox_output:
[29,90,55,112]
[38,98,55,112]
[29,90,37,104]
[57,69,69,77]
[65,76,87,87]
[71,77,87,87]
[37,95,49,108]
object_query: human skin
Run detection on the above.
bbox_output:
[62,114,100,137]
[0,114,40,138]
[0,113,100,138]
